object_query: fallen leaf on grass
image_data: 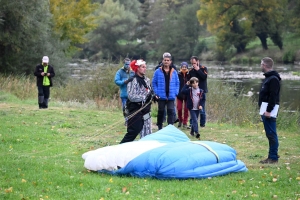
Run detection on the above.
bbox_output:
[21,179,27,183]
[122,187,127,193]
[106,188,110,192]
[109,178,113,183]
[272,178,277,182]
[5,187,13,193]
[296,177,300,180]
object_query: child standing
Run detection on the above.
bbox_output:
[181,77,204,139]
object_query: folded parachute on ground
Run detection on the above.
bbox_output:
[82,125,247,179]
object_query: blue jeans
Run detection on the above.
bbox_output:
[121,97,127,109]
[200,93,206,127]
[190,110,200,134]
[261,115,279,160]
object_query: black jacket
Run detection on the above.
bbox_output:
[258,70,281,112]
[34,64,55,87]
[177,70,191,100]
[189,65,208,93]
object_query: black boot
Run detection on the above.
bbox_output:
[38,96,44,109]
[43,99,49,109]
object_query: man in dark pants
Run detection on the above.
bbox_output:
[34,56,55,109]
[258,57,281,164]
[152,53,179,130]
[189,56,208,127]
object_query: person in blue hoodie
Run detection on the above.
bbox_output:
[152,53,179,130]
[114,58,135,124]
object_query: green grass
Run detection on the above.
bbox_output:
[1,93,299,200]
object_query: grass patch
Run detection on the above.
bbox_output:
[0,95,299,199]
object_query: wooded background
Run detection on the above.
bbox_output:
[1,0,299,75]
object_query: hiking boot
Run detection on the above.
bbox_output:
[259,158,278,164]
[196,133,200,139]
[178,121,182,128]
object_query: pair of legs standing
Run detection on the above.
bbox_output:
[157,100,175,130]
[120,112,152,143]
[189,109,200,139]
[260,116,279,163]
[177,98,188,127]
[38,86,50,109]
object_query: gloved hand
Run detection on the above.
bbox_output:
[125,77,134,84]
[152,94,160,103]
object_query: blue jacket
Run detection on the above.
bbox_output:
[181,84,204,110]
[152,67,179,100]
[114,68,135,98]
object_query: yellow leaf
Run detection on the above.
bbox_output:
[272,178,277,182]
[109,178,113,183]
[122,187,127,193]
[106,188,111,192]
[5,187,13,193]
[21,179,27,183]
[296,177,300,180]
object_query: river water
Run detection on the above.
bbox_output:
[200,62,300,111]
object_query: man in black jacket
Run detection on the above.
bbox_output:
[189,56,208,127]
[34,56,55,109]
[258,57,281,164]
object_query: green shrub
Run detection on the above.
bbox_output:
[282,50,295,63]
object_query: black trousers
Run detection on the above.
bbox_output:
[37,86,50,108]
[120,112,144,144]
[157,100,175,128]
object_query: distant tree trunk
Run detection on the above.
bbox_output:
[270,32,283,50]
[235,43,246,54]
[257,33,268,50]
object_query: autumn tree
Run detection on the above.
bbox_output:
[83,0,139,60]
[158,1,202,60]
[197,0,287,52]
[50,0,99,52]
[0,0,67,74]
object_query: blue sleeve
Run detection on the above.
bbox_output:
[152,70,158,94]
[181,84,189,95]
[114,70,124,86]
[175,71,179,95]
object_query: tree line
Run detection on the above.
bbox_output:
[1,0,299,75]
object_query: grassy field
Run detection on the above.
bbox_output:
[1,92,299,200]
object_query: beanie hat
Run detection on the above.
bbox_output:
[180,62,188,68]
[130,59,146,73]
[42,56,49,63]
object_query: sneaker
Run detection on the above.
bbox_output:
[259,158,278,164]
[178,122,182,128]
[174,118,179,123]
[182,124,187,128]
[190,131,194,136]
[196,133,200,139]
[187,125,191,129]
[200,125,205,128]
